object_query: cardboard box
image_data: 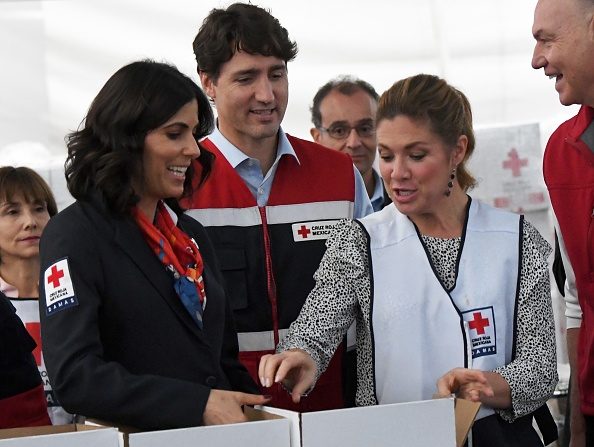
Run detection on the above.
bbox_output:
[454,398,482,447]
[90,408,291,447]
[0,424,119,447]
[260,397,480,447]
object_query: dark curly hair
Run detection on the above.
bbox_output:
[193,3,298,80]
[65,60,214,216]
[377,74,477,191]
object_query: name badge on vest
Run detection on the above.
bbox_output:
[462,306,497,359]
[292,220,339,242]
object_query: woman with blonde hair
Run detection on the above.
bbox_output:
[260,74,558,446]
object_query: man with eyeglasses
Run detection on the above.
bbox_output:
[184,3,372,413]
[311,76,390,212]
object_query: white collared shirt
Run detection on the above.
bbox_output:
[207,127,373,217]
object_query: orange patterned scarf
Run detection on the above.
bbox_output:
[132,202,206,328]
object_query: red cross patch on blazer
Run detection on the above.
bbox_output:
[44,258,78,316]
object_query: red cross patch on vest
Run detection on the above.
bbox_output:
[463,306,497,359]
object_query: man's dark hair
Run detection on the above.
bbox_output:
[310,76,379,128]
[65,60,214,216]
[193,3,298,80]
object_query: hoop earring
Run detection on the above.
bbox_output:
[444,168,456,197]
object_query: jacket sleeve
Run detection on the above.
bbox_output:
[0,293,43,399]
[493,220,558,421]
[277,219,364,380]
[551,210,582,328]
[39,211,212,430]
[353,166,374,218]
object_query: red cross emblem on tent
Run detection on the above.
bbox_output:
[502,148,528,177]
[468,311,490,335]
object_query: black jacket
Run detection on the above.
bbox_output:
[39,196,257,430]
[0,293,42,399]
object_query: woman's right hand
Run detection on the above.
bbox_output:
[258,349,317,404]
[203,390,270,425]
[435,367,495,402]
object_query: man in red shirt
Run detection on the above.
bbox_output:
[532,0,594,444]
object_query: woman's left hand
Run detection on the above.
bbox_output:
[435,367,495,402]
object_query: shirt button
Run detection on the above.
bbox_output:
[258,187,264,195]
[205,376,217,387]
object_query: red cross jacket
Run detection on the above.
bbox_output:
[543,105,594,415]
[183,134,355,411]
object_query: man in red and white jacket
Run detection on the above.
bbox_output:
[533,0,594,444]
[184,3,372,412]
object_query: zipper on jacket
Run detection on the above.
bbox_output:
[259,206,280,346]
[586,208,594,282]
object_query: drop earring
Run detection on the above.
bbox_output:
[444,168,456,197]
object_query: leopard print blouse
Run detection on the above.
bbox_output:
[278,216,558,422]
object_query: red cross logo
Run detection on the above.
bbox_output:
[47,265,64,288]
[297,225,311,239]
[468,312,490,335]
[494,197,510,208]
[502,148,528,177]
[528,192,545,204]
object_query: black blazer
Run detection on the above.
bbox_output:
[0,292,42,399]
[39,196,257,430]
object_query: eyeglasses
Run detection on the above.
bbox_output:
[317,123,376,140]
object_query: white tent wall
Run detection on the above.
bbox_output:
[0,0,580,155]
[0,2,48,148]
[0,0,575,372]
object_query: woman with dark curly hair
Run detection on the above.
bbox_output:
[39,60,266,430]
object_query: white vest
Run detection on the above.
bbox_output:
[11,298,75,424]
[360,200,520,419]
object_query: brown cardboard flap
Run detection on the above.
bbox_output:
[85,418,142,447]
[85,418,140,434]
[243,406,284,421]
[0,423,101,439]
[455,399,481,447]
